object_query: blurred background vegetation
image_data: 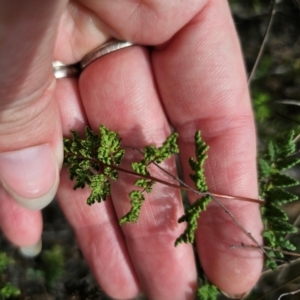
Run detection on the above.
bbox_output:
[224,1,300,299]
[1,0,300,299]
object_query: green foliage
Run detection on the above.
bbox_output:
[120,132,179,224]
[66,124,300,297]
[25,268,44,282]
[196,282,220,300]
[142,132,179,164]
[87,174,111,205]
[254,55,272,79]
[252,91,271,123]
[175,195,211,246]
[64,125,212,246]
[63,126,217,297]
[258,130,300,269]
[42,245,64,288]
[64,126,180,224]
[189,131,209,192]
[64,125,124,205]
[0,253,13,275]
[119,190,145,224]
[22,245,64,292]
[0,253,20,300]
[97,125,125,166]
[175,131,211,246]
[0,284,20,300]
[64,125,211,247]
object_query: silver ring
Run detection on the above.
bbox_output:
[53,40,134,79]
[52,61,80,79]
[81,40,133,69]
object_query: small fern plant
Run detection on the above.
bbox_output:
[64,125,181,223]
[258,130,300,269]
[63,125,300,299]
[63,125,221,299]
[63,125,214,237]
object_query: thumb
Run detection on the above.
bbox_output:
[0,0,67,209]
[0,144,61,210]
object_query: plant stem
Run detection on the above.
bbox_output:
[65,152,265,205]
[232,244,300,258]
[210,195,270,259]
[248,0,276,84]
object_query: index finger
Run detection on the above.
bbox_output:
[152,0,263,296]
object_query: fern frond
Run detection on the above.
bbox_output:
[119,132,180,224]
[259,130,300,269]
[189,131,209,192]
[175,195,211,246]
[176,131,211,246]
[63,125,123,204]
[119,191,145,224]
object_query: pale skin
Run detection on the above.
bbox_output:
[0,0,263,299]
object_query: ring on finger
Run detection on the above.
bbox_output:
[53,40,134,79]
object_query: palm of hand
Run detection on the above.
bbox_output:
[0,1,263,299]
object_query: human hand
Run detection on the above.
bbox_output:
[0,1,263,299]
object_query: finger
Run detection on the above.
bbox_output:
[79,46,197,299]
[53,0,206,63]
[0,186,42,256]
[78,0,206,44]
[152,0,263,296]
[55,78,141,299]
[0,1,67,255]
[59,170,141,299]
[0,0,66,210]
[53,1,110,64]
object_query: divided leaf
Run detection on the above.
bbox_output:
[259,129,300,269]
[258,157,273,178]
[175,195,211,246]
[121,132,180,224]
[261,203,288,222]
[265,188,298,205]
[119,191,145,224]
[63,125,122,202]
[189,130,209,192]
[176,130,211,246]
[64,124,259,299]
[134,179,155,193]
[143,132,179,164]
[271,173,299,188]
[266,140,276,161]
[87,174,111,205]
[131,162,149,176]
[64,126,181,224]
[97,125,125,165]
[278,130,296,157]
[276,157,300,171]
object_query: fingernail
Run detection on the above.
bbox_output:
[20,239,42,257]
[108,293,145,300]
[221,290,250,299]
[0,144,59,210]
